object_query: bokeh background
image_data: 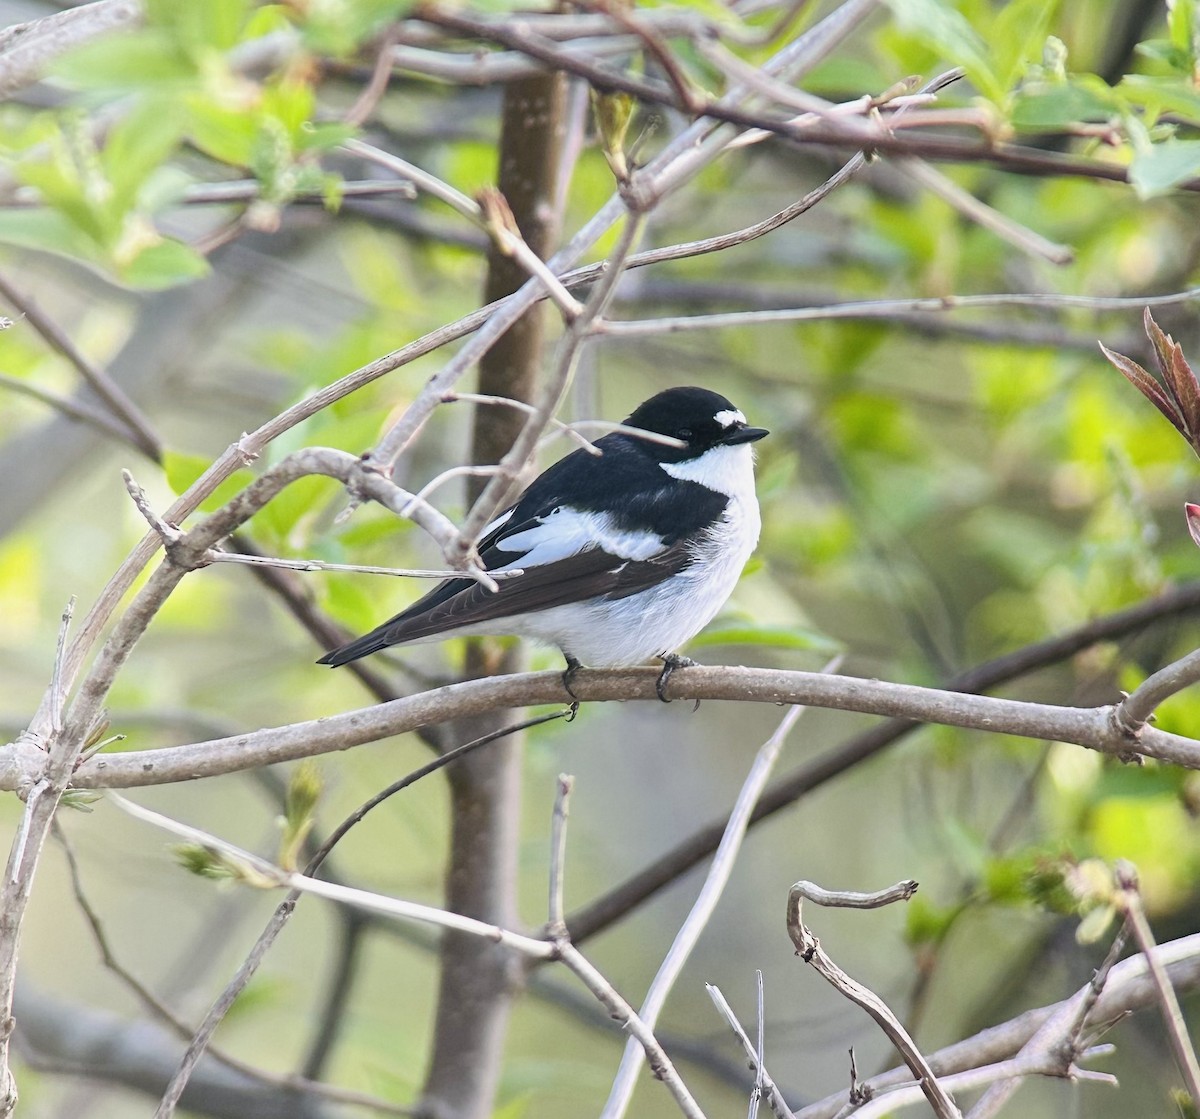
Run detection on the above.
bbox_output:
[3,0,1200,1116]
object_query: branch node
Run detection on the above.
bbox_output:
[234,433,259,466]
[122,469,187,552]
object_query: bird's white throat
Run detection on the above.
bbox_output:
[659,442,758,502]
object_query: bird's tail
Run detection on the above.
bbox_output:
[316,627,395,668]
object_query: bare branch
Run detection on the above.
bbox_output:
[602,704,807,1119]
[52,822,412,1116]
[0,371,145,445]
[788,879,920,911]
[705,983,794,1119]
[359,0,875,476]
[455,209,648,556]
[564,580,1200,945]
[1115,862,1200,1106]
[0,273,161,460]
[30,663,1200,792]
[195,551,523,581]
[442,391,602,454]
[552,939,709,1119]
[1112,647,1200,738]
[112,794,559,959]
[798,932,1200,1119]
[595,289,1200,339]
[0,0,142,98]
[786,879,960,1119]
[548,774,575,933]
[890,157,1074,265]
[147,707,566,1113]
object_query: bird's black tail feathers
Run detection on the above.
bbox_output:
[316,628,395,668]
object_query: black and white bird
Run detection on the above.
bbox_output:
[318,386,768,699]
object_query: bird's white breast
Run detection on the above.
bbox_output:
[509,442,761,666]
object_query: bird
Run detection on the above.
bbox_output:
[317,386,768,701]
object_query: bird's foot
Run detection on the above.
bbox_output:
[656,653,699,705]
[561,655,584,702]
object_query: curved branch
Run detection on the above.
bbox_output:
[1113,647,1200,736]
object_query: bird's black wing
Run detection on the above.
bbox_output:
[317,435,726,667]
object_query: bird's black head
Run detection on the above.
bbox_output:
[624,386,768,462]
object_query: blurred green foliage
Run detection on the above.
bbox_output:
[5,0,1200,1116]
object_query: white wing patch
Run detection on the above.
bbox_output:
[478,508,514,543]
[492,506,665,570]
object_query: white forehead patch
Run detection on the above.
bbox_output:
[714,408,746,428]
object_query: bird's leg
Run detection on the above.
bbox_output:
[561,654,584,702]
[656,652,699,704]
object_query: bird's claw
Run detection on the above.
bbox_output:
[656,653,699,704]
[561,655,583,702]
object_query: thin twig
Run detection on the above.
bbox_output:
[0,272,161,461]
[51,822,414,1115]
[953,920,1130,1119]
[705,983,794,1119]
[754,970,765,1119]
[343,26,399,127]
[444,391,601,453]
[198,551,524,581]
[891,157,1074,265]
[0,371,144,444]
[360,0,874,479]
[140,708,569,1115]
[548,774,575,933]
[49,599,74,740]
[594,290,1200,337]
[347,140,584,319]
[601,702,809,1119]
[798,932,1200,1118]
[111,793,563,955]
[552,939,709,1119]
[454,209,649,556]
[1115,862,1200,1105]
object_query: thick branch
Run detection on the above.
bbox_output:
[16,664,1195,791]
[0,0,142,98]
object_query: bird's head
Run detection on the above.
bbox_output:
[624,386,768,463]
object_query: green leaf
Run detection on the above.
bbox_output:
[102,100,189,204]
[883,0,1001,103]
[120,239,210,289]
[1012,82,1116,130]
[1119,74,1200,123]
[53,29,193,91]
[153,0,251,53]
[0,207,100,261]
[186,99,259,167]
[904,894,963,947]
[1169,0,1198,60]
[1129,138,1200,198]
[991,0,1060,91]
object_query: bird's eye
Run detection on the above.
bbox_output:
[677,428,693,440]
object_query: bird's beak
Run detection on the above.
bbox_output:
[721,425,769,445]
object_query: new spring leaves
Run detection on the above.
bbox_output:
[1101,309,1200,549]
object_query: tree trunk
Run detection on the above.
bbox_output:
[419,71,569,1119]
